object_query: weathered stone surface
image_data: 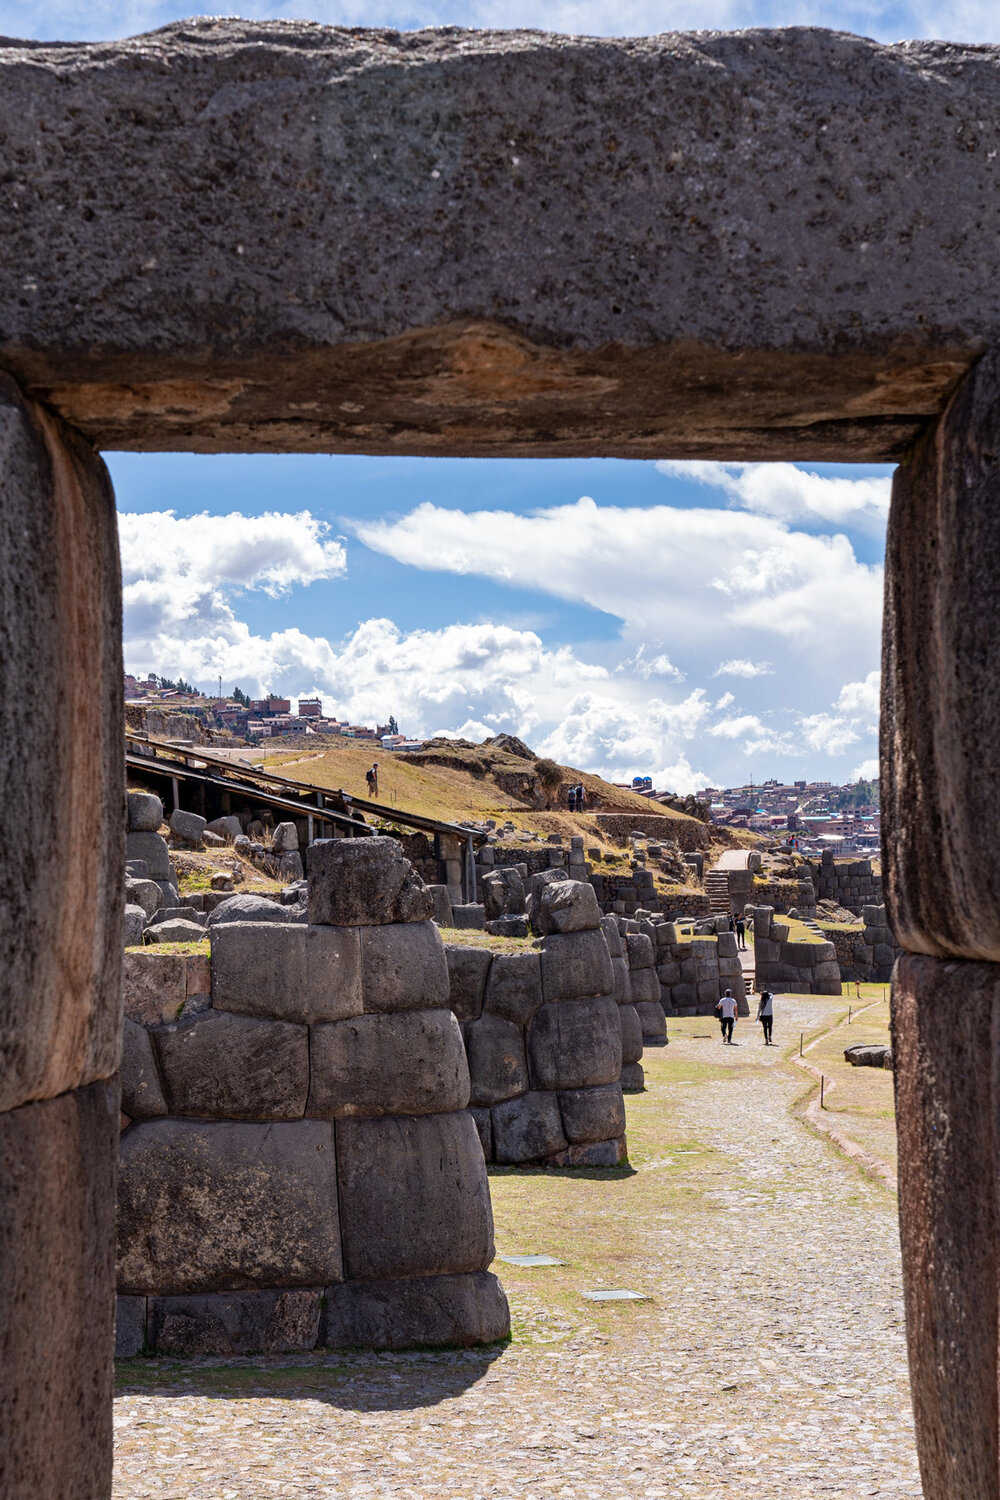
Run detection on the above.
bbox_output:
[445,943,493,1022]
[527,997,622,1091]
[123,950,209,1027]
[465,1012,529,1106]
[118,1118,342,1294]
[534,878,601,935]
[0,378,123,1118]
[126,830,171,881]
[539,929,614,1003]
[892,955,1000,1500]
[3,27,999,461]
[620,1061,645,1092]
[205,815,243,840]
[128,792,164,832]
[629,967,661,1005]
[271,821,300,853]
[427,883,454,926]
[121,1017,167,1118]
[115,1295,146,1358]
[600,914,623,958]
[451,902,487,929]
[309,1009,469,1117]
[634,1000,667,1041]
[126,876,163,920]
[469,1106,493,1158]
[320,1271,510,1350]
[147,1289,321,1356]
[558,1083,626,1144]
[309,837,433,926]
[147,917,206,944]
[123,903,146,947]
[154,1010,309,1120]
[483,950,543,1025]
[206,893,288,927]
[845,1042,894,1069]
[0,1081,117,1498]
[550,1137,627,1168]
[361,921,450,1012]
[491,1090,567,1164]
[336,1112,494,1281]
[481,867,525,921]
[883,346,1000,959]
[625,933,655,969]
[619,1003,643,1066]
[211,921,362,1024]
[169,808,206,846]
[609,954,632,1003]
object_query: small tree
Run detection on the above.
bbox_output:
[387,714,399,735]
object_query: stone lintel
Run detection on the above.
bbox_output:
[2,24,1000,457]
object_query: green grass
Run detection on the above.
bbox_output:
[437,927,541,953]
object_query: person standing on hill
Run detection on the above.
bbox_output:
[735,913,747,950]
[716,988,738,1044]
[756,990,774,1045]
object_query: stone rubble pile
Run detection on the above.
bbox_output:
[117,836,509,1357]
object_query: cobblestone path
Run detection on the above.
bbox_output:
[113,995,921,1499]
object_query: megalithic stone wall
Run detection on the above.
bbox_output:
[745,906,841,996]
[116,837,510,1357]
[446,881,634,1167]
[0,376,123,1500]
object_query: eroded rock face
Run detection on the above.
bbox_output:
[1,25,999,459]
[309,838,433,926]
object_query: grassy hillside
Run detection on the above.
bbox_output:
[260,736,706,846]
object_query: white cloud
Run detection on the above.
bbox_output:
[836,670,880,721]
[657,460,891,533]
[618,646,685,682]
[799,712,860,757]
[714,658,773,679]
[852,758,880,782]
[353,496,883,681]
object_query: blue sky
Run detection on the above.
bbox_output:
[20,0,978,791]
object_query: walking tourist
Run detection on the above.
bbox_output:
[756,990,774,1045]
[716,988,738,1044]
[365,764,378,797]
[736,914,746,950]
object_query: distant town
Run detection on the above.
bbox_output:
[123,673,426,751]
[125,673,879,853]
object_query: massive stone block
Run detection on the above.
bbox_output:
[309,837,433,926]
[445,943,493,1022]
[3,27,1000,460]
[892,956,1000,1500]
[539,929,614,1003]
[465,1012,530,1106]
[360,921,450,1011]
[483,950,543,1024]
[883,345,1000,959]
[320,1271,510,1351]
[153,1010,309,1120]
[527,996,622,1091]
[121,1017,168,1119]
[336,1112,494,1281]
[558,1083,626,1145]
[0,376,122,1115]
[491,1091,567,1164]
[309,1010,470,1117]
[0,1082,117,1500]
[147,1289,322,1357]
[211,921,363,1024]
[117,1119,342,1294]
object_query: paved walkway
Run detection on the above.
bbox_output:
[113,996,920,1499]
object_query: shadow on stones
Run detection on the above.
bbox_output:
[487,1164,638,1182]
[116,1343,508,1411]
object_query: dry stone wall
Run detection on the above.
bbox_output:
[747,906,841,996]
[811,851,883,915]
[444,882,638,1167]
[818,905,903,984]
[116,838,509,1357]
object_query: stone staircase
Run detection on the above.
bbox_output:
[705,868,732,916]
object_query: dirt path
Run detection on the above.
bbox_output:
[113,996,920,1499]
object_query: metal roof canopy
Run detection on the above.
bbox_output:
[126,734,486,843]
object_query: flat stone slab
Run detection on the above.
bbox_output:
[3,24,1000,459]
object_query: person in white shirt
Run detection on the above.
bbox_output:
[756,989,774,1045]
[717,988,738,1044]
